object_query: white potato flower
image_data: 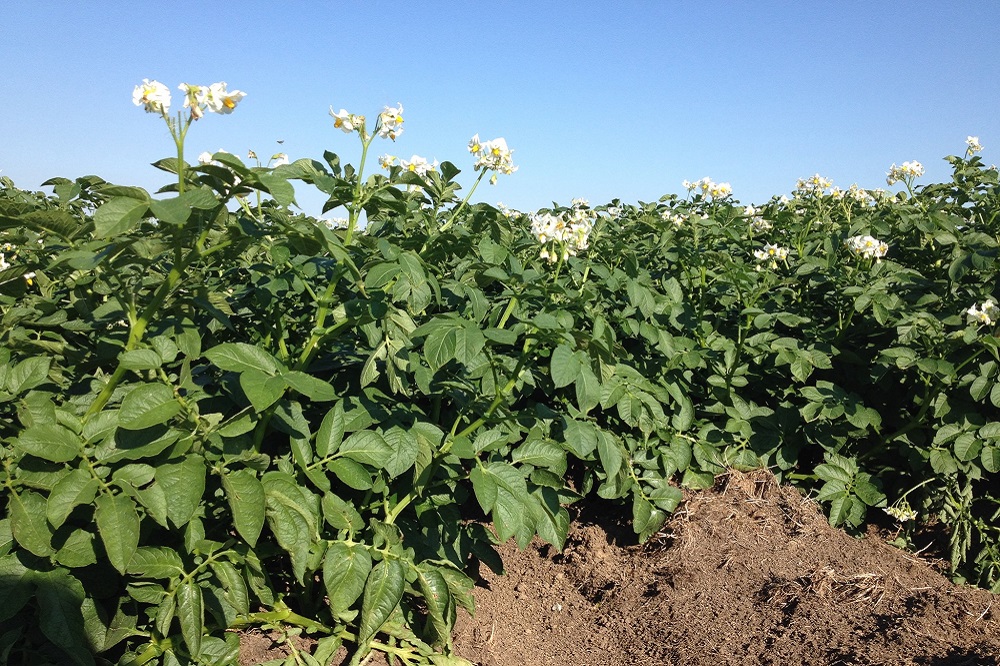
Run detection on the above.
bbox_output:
[468,134,483,155]
[377,103,404,141]
[379,154,398,170]
[330,108,363,134]
[846,234,889,260]
[967,299,999,326]
[886,161,924,186]
[400,155,437,177]
[753,243,790,269]
[469,136,517,181]
[133,79,171,114]
[795,174,833,195]
[709,181,732,198]
[271,153,289,167]
[684,177,730,199]
[661,210,686,227]
[205,82,246,114]
[966,136,983,155]
[178,83,208,119]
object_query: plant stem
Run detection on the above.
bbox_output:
[345,134,373,245]
[439,169,487,232]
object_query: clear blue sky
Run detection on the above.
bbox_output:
[2,2,998,216]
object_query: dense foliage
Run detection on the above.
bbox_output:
[1,92,998,665]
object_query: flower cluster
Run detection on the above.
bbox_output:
[133,80,245,119]
[966,136,983,155]
[744,205,773,232]
[967,299,999,326]
[886,161,924,186]
[830,184,876,206]
[496,202,520,218]
[320,218,349,231]
[400,155,438,177]
[795,174,833,195]
[377,103,404,141]
[846,234,889,260]
[530,202,595,263]
[683,177,732,199]
[752,243,790,270]
[660,210,686,227]
[884,502,917,522]
[468,135,517,184]
[330,108,365,135]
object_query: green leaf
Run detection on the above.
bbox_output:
[827,492,852,527]
[15,424,80,462]
[205,343,281,374]
[6,356,51,394]
[453,323,486,365]
[149,196,192,226]
[281,370,337,402]
[424,326,457,371]
[323,542,372,617]
[47,469,99,528]
[156,456,206,528]
[597,432,623,479]
[10,490,55,556]
[316,402,346,458]
[222,469,265,547]
[953,433,982,462]
[633,494,667,543]
[155,593,176,638]
[982,446,1000,474]
[93,197,148,238]
[127,546,185,579]
[18,207,89,240]
[322,492,364,532]
[469,466,498,514]
[119,383,181,430]
[54,528,98,568]
[327,458,374,490]
[35,569,94,666]
[550,344,581,388]
[512,439,567,474]
[95,493,140,574]
[561,419,598,458]
[118,349,163,371]
[357,559,405,651]
[259,172,296,206]
[240,369,287,412]
[416,565,455,648]
[929,448,958,475]
[339,430,392,468]
[176,578,204,657]
[211,561,250,615]
[382,426,420,478]
[263,473,320,556]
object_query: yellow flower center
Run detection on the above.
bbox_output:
[224,97,236,109]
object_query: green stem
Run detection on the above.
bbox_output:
[497,295,519,329]
[439,169,488,233]
[384,344,532,525]
[345,134,373,245]
[84,248,198,421]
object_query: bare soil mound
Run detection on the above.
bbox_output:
[242,470,1000,665]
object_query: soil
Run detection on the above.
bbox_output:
[240,470,1000,666]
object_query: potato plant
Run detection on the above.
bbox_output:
[0,84,997,665]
